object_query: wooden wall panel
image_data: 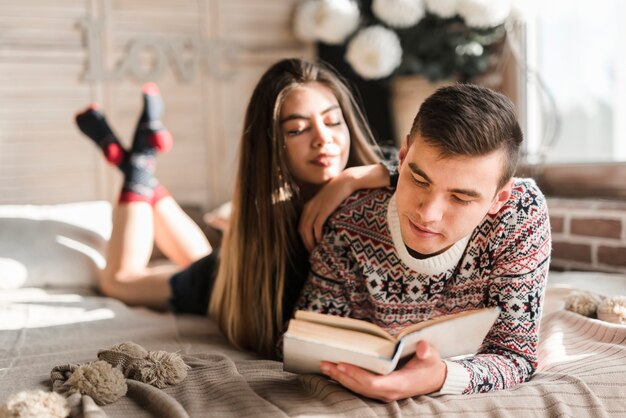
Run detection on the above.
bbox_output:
[218,0,300,46]
[0,0,312,210]
[0,1,101,204]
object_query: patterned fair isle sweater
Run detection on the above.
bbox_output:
[296,178,552,395]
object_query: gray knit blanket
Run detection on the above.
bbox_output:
[1,288,625,417]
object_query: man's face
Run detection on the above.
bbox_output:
[395,133,513,258]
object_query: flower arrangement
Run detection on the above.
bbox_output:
[293,0,517,81]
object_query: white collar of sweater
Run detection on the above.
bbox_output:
[387,194,470,275]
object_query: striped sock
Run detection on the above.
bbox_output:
[119,83,173,203]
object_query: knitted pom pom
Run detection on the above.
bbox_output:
[597,296,626,325]
[107,341,149,358]
[0,390,69,418]
[98,341,149,375]
[564,291,603,318]
[65,360,127,405]
[130,351,189,388]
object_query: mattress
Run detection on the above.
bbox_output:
[1,276,625,417]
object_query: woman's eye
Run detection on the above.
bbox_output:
[326,120,342,127]
[286,127,309,137]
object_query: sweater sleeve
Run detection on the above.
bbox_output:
[294,222,356,317]
[449,182,552,394]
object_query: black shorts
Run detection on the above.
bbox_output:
[168,250,220,315]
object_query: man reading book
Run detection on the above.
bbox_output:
[294,84,551,400]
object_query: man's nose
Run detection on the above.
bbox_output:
[416,195,444,224]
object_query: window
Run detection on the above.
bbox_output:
[519,0,626,198]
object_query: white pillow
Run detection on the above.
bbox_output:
[0,201,112,289]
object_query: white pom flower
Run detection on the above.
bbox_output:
[457,0,512,28]
[372,0,426,28]
[293,0,360,45]
[424,0,459,18]
[508,0,532,24]
[293,0,322,42]
[345,25,403,79]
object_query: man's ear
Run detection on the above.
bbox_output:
[398,135,410,166]
[488,178,514,215]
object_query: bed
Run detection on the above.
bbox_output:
[1,202,625,417]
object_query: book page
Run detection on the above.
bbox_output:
[287,318,397,358]
[395,307,496,340]
[294,310,394,341]
[396,307,501,359]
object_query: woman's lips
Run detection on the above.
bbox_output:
[311,154,338,167]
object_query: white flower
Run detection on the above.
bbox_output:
[293,0,360,45]
[508,0,534,24]
[293,0,322,42]
[424,0,459,19]
[345,26,403,79]
[372,0,426,28]
[457,0,512,28]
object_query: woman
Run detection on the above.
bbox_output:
[76,58,391,357]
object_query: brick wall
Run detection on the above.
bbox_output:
[548,198,626,273]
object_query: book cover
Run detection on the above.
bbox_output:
[283,307,500,375]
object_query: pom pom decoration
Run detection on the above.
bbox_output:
[293,0,360,45]
[0,390,69,418]
[64,361,127,406]
[345,25,403,79]
[3,342,190,417]
[564,291,603,318]
[597,296,626,325]
[371,0,426,29]
[98,341,189,388]
[130,351,190,389]
[457,0,512,29]
[107,341,149,359]
[98,341,150,376]
[424,0,459,18]
[292,0,320,42]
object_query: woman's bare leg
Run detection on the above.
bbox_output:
[100,202,176,310]
[153,195,212,268]
[77,83,195,310]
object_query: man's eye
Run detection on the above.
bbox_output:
[452,195,472,205]
[412,177,428,187]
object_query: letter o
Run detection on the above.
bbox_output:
[127,38,167,81]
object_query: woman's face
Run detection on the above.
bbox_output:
[280,82,351,192]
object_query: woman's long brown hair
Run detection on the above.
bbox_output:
[209,58,380,356]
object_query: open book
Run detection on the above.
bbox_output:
[283,307,500,375]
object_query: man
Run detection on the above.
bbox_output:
[294,84,551,400]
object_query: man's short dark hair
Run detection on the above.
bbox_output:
[409,83,523,190]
